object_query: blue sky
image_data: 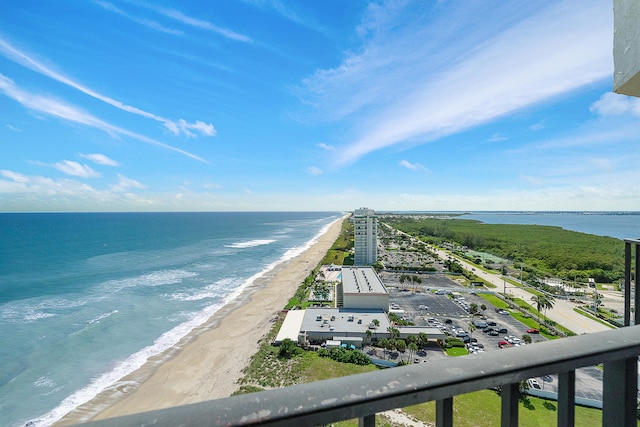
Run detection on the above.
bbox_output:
[0,1,638,212]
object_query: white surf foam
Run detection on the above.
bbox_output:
[31,216,341,427]
[225,239,276,249]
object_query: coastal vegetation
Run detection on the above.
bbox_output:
[381,215,625,285]
[320,219,354,266]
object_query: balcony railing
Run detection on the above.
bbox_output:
[79,240,640,427]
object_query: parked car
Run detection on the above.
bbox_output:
[498,310,510,315]
[473,320,488,328]
[497,328,508,334]
[487,321,497,326]
[526,328,540,334]
[528,379,541,390]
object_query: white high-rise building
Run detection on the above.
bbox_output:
[353,207,377,265]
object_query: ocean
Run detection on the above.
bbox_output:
[0,211,341,427]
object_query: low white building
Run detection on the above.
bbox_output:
[338,266,389,310]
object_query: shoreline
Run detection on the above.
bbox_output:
[55,216,345,425]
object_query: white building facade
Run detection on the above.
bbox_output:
[353,207,378,265]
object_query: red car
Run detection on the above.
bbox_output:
[526,328,540,334]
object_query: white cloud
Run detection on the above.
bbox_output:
[148,6,252,43]
[5,124,21,132]
[487,133,508,143]
[302,2,612,165]
[399,159,427,172]
[0,169,97,196]
[590,92,640,117]
[79,153,120,167]
[529,120,546,131]
[1,169,30,184]
[165,119,217,137]
[53,160,101,178]
[0,74,206,161]
[306,166,322,175]
[111,173,146,192]
[0,37,215,138]
[316,142,335,151]
[93,1,184,35]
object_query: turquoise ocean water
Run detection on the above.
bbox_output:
[0,212,341,427]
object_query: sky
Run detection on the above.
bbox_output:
[0,1,638,212]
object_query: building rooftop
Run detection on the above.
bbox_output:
[341,266,387,295]
[301,307,391,335]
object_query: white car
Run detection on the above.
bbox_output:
[528,379,541,390]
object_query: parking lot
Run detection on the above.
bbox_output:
[380,271,603,402]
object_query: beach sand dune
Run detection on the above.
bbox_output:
[56,217,344,425]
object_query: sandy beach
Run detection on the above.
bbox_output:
[56,217,344,425]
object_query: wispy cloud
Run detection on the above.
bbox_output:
[487,133,508,143]
[79,153,120,167]
[0,36,215,137]
[52,160,101,178]
[111,173,146,192]
[164,119,216,137]
[5,124,22,132]
[93,1,183,35]
[316,142,335,151]
[0,74,207,162]
[139,4,252,43]
[306,166,322,175]
[241,0,323,32]
[301,1,612,165]
[398,159,428,172]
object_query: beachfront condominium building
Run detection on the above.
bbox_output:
[353,207,377,265]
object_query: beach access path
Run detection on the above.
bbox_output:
[56,217,345,425]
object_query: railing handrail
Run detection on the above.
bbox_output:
[79,325,640,427]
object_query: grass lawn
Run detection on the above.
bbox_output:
[445,347,469,356]
[328,389,612,426]
[403,389,606,427]
[478,293,509,309]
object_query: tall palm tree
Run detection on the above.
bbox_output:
[531,295,545,326]
[542,294,555,321]
[531,294,555,326]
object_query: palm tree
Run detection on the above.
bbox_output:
[408,342,419,362]
[417,332,429,348]
[531,294,555,326]
[531,295,545,326]
[542,294,555,320]
[365,329,372,346]
[387,326,400,341]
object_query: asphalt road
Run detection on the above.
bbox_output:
[427,246,612,335]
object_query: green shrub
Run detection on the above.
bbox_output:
[318,347,371,366]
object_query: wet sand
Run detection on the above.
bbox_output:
[56,217,344,425]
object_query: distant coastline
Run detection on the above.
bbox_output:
[378,211,639,240]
